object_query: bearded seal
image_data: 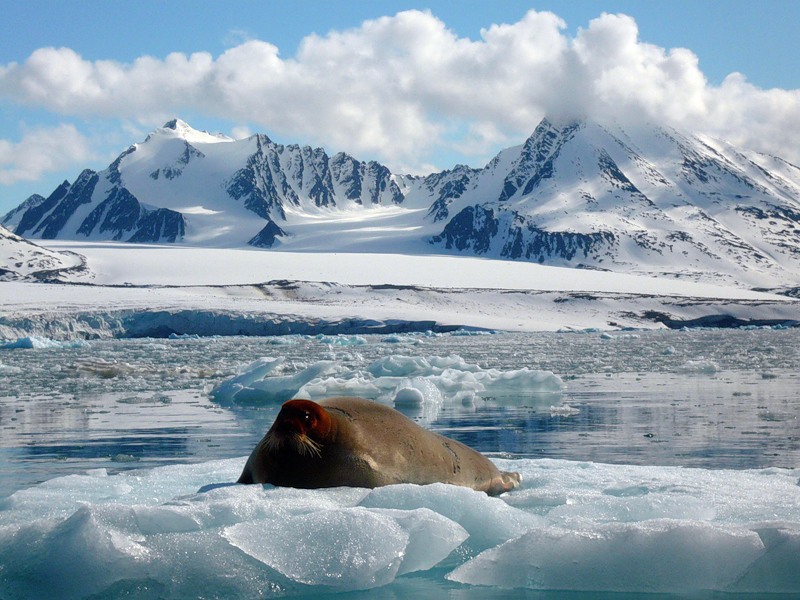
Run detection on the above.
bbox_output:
[237,397,520,496]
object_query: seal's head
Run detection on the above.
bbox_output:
[263,399,332,458]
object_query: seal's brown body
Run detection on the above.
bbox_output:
[237,397,520,496]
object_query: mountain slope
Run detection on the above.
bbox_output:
[2,119,405,248]
[425,119,800,288]
[4,117,800,290]
[0,225,89,281]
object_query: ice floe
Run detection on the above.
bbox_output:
[1,458,798,597]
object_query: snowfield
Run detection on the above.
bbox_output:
[1,241,798,339]
[3,117,800,338]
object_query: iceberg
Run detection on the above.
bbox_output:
[210,353,564,410]
[0,336,90,350]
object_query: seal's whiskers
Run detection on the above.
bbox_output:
[294,434,323,458]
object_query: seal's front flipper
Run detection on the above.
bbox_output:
[487,471,521,496]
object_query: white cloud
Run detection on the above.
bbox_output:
[230,125,253,140]
[0,124,93,185]
[572,14,711,123]
[1,10,799,169]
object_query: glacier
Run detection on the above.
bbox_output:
[2,246,799,340]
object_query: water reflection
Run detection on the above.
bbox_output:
[1,329,799,497]
[421,368,800,470]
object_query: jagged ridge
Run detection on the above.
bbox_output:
[3,117,800,290]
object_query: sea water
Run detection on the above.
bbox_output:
[1,329,799,598]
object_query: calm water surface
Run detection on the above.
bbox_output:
[1,329,799,498]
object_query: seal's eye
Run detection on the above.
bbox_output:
[303,411,312,422]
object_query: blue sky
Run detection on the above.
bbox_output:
[2,0,799,214]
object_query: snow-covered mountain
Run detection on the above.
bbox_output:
[2,119,405,250]
[0,224,89,282]
[423,118,800,290]
[4,117,800,290]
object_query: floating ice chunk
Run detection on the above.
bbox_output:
[2,457,800,597]
[366,355,563,404]
[66,358,136,378]
[224,504,467,590]
[382,334,406,343]
[210,358,338,405]
[478,367,564,396]
[0,504,146,600]
[131,504,205,534]
[368,354,479,378]
[392,377,446,423]
[390,375,446,422]
[432,368,484,395]
[111,453,139,463]
[316,334,367,346]
[381,334,425,345]
[601,332,641,340]
[449,329,494,336]
[209,356,284,401]
[264,336,297,345]
[394,386,424,406]
[734,527,800,593]
[550,404,580,416]
[238,360,337,404]
[0,336,90,350]
[680,359,719,374]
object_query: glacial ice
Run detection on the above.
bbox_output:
[1,458,798,598]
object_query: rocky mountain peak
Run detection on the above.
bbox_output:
[3,116,800,290]
[151,118,234,145]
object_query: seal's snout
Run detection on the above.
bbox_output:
[277,415,300,431]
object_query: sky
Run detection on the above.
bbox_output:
[1,0,799,215]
